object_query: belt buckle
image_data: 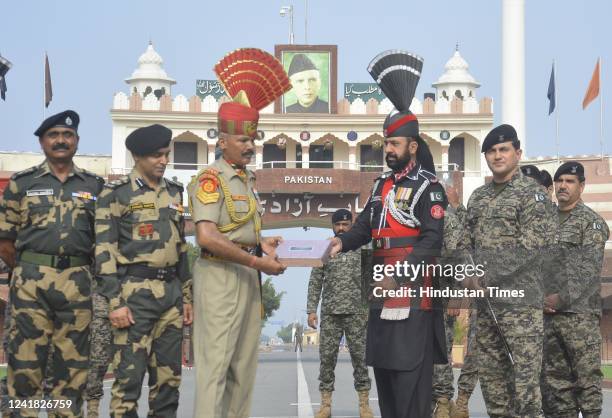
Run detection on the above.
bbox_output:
[56,255,70,270]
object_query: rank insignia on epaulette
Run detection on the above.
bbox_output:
[72,191,96,201]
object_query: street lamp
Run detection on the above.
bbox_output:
[279,5,294,44]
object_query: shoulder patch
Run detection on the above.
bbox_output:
[430,191,444,202]
[534,192,546,202]
[104,176,129,189]
[10,166,37,180]
[593,221,603,230]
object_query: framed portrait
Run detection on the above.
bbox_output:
[275,45,337,114]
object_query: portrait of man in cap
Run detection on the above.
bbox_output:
[283,52,330,113]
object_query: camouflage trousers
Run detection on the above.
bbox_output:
[477,305,544,418]
[318,312,371,392]
[541,313,602,418]
[85,293,112,401]
[109,276,183,418]
[432,313,456,400]
[7,263,91,418]
[456,309,478,396]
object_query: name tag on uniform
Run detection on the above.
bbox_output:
[129,202,156,211]
[72,191,96,201]
[27,189,54,197]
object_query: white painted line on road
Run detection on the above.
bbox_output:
[296,350,314,418]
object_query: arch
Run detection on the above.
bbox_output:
[450,132,480,173]
[262,134,301,168]
[170,130,207,170]
[310,134,348,169]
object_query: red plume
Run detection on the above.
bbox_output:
[214,48,291,111]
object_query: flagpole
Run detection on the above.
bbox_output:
[43,52,46,118]
[600,56,604,160]
[555,60,560,164]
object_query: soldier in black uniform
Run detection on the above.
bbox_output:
[329,50,447,418]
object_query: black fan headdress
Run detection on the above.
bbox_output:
[368,50,434,173]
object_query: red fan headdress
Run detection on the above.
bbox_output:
[214,48,291,138]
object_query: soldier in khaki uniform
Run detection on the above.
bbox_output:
[189,48,289,418]
[95,124,192,418]
[0,110,104,417]
[541,162,608,418]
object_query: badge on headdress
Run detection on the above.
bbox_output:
[66,117,73,126]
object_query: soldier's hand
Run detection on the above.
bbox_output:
[183,303,193,325]
[329,237,342,257]
[109,307,135,328]
[261,236,283,255]
[544,293,560,313]
[255,255,286,275]
[307,312,318,329]
[446,185,460,209]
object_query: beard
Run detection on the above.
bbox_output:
[385,151,411,172]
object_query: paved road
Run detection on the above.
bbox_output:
[94,345,611,417]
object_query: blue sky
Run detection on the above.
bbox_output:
[1,0,610,159]
[2,0,611,332]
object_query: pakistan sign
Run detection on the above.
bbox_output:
[196,80,227,100]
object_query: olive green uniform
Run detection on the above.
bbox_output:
[188,158,263,418]
[0,161,103,417]
[95,169,191,418]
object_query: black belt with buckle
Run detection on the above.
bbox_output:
[372,236,419,250]
[19,250,91,269]
[124,264,177,281]
[201,243,258,259]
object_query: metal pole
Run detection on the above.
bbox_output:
[289,6,294,44]
[555,60,560,164]
[600,56,604,160]
[304,0,308,44]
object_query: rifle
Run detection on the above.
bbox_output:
[466,253,514,366]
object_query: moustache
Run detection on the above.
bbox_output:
[242,152,254,157]
[52,143,70,151]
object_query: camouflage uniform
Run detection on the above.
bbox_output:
[432,204,467,406]
[84,292,112,402]
[456,309,478,396]
[95,169,191,418]
[541,202,608,418]
[463,171,556,418]
[0,161,103,417]
[188,159,263,418]
[307,249,370,393]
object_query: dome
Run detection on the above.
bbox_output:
[125,42,176,85]
[432,48,480,88]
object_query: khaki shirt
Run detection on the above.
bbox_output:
[0,161,104,257]
[95,168,191,308]
[188,158,262,246]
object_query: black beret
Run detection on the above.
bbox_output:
[540,170,553,188]
[554,161,585,182]
[288,54,317,77]
[520,165,543,185]
[481,124,520,153]
[125,124,172,155]
[34,110,79,137]
[332,209,352,224]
